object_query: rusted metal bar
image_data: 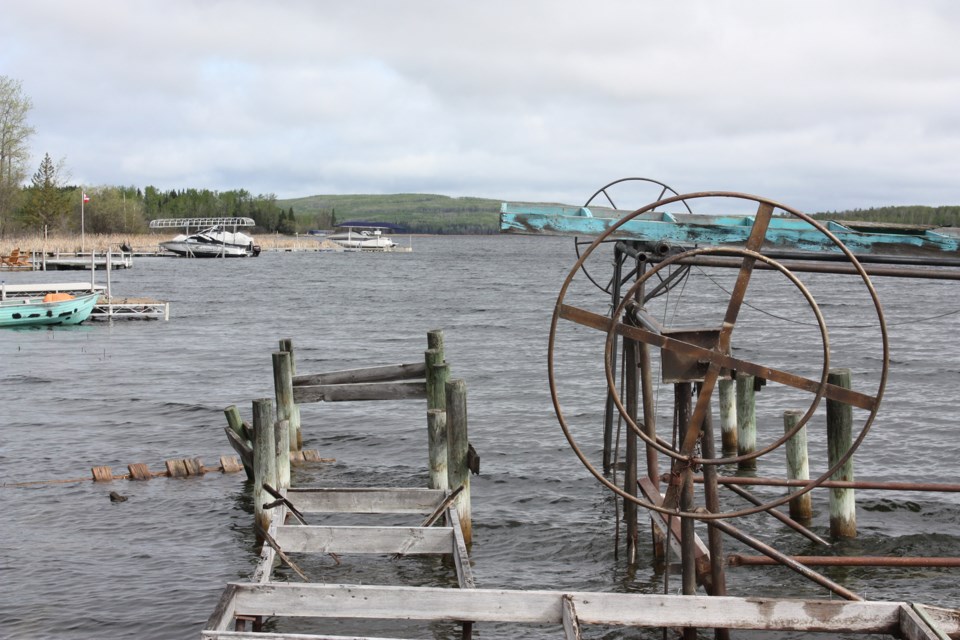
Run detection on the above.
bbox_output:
[683,474,960,492]
[672,255,960,280]
[559,304,878,411]
[728,555,960,568]
[706,516,863,601]
[722,482,830,547]
[697,385,731,640]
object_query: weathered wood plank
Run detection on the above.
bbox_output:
[562,594,581,640]
[273,525,453,555]
[203,632,413,639]
[447,506,474,590]
[286,488,447,514]
[899,604,942,640]
[293,362,426,386]
[223,583,914,633]
[293,381,427,404]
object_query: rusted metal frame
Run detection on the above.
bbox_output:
[706,516,863,601]
[602,244,625,474]
[639,477,712,585]
[672,255,960,281]
[729,555,960,568]
[558,304,876,411]
[686,475,960,492]
[672,202,773,462]
[722,482,831,547]
[747,248,960,268]
[624,334,640,564]
[697,389,731,640]
[675,383,698,601]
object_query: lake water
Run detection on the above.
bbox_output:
[2,235,959,638]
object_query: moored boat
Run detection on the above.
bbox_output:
[325,223,399,251]
[151,217,261,258]
[0,292,99,328]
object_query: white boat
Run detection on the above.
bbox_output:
[326,225,398,251]
[151,217,261,258]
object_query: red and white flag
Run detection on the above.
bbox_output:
[82,192,90,203]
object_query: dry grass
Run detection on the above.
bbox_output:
[1,232,312,255]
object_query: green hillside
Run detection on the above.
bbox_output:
[278,193,504,234]
[812,205,960,227]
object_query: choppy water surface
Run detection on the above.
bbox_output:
[2,235,960,638]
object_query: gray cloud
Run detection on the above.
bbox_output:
[2,0,959,211]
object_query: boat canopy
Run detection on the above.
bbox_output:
[149,217,255,229]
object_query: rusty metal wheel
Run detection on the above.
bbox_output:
[549,192,888,519]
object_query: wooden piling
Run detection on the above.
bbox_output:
[783,409,813,522]
[224,404,251,443]
[827,369,856,538]
[718,378,738,456]
[273,351,302,452]
[736,373,757,471]
[445,378,471,545]
[253,398,278,540]
[427,329,445,360]
[427,409,449,490]
[279,338,296,375]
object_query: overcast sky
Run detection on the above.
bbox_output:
[2,1,959,212]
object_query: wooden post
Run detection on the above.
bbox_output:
[718,378,738,456]
[425,350,448,411]
[426,340,450,491]
[427,409,449,490]
[783,409,813,522]
[224,404,249,442]
[446,378,471,545]
[735,373,756,471]
[427,329,445,361]
[275,418,290,489]
[253,398,278,540]
[279,338,296,375]
[827,369,856,538]
[273,351,301,452]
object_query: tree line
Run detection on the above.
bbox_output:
[812,206,960,227]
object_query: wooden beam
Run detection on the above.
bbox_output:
[562,594,582,640]
[447,506,474,590]
[217,583,919,634]
[273,525,453,555]
[293,381,426,404]
[293,362,426,386]
[286,488,448,514]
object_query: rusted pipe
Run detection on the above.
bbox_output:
[728,555,960,568]
[706,516,863,601]
[681,474,960,492]
[722,482,830,547]
[672,255,960,280]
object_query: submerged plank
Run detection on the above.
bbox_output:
[286,488,447,514]
[274,525,453,555]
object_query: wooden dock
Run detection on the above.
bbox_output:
[203,331,960,639]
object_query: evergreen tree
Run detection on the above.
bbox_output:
[21,153,70,231]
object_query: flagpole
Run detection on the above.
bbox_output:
[81,189,85,253]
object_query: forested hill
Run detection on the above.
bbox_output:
[811,205,960,227]
[278,193,503,234]
[277,194,960,235]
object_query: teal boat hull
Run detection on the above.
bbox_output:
[500,202,960,256]
[0,292,99,328]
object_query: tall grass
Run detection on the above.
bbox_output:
[1,232,314,255]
